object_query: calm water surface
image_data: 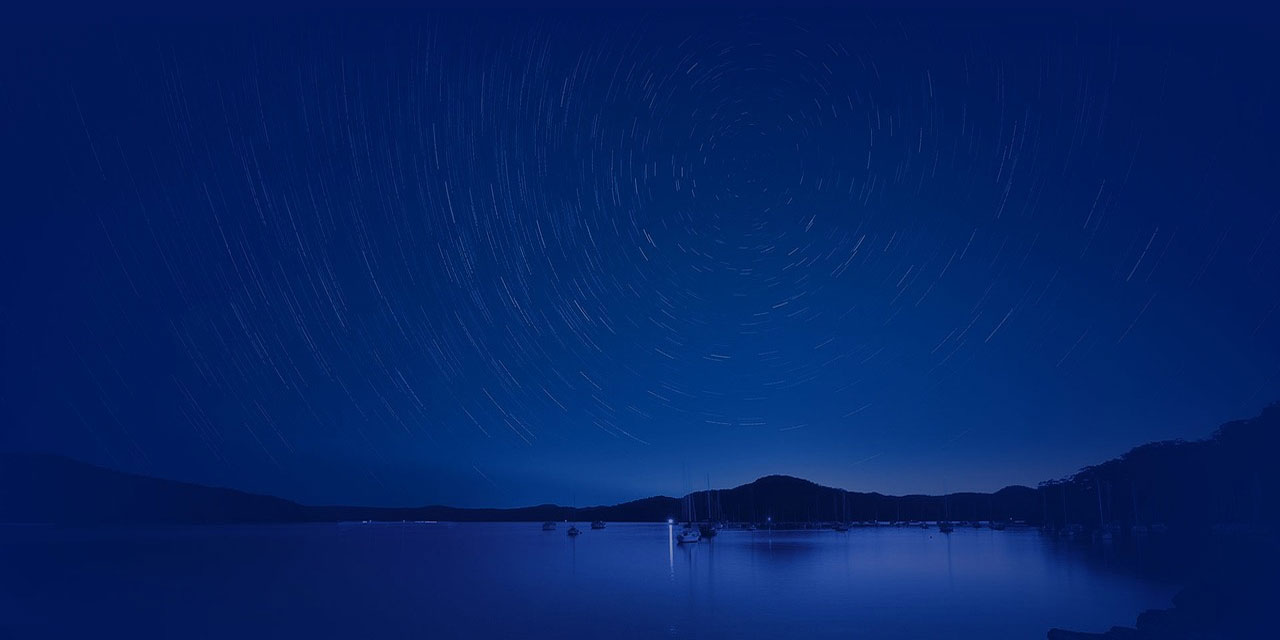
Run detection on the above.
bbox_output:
[0,523,1177,638]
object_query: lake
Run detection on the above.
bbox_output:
[0,523,1178,638]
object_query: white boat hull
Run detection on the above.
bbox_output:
[677,528,701,543]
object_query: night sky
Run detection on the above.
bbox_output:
[2,11,1278,508]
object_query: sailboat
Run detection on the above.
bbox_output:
[698,476,719,539]
[567,494,582,536]
[938,495,955,533]
[677,485,701,544]
[833,493,850,531]
[1094,479,1113,542]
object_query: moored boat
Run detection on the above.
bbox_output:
[677,525,701,544]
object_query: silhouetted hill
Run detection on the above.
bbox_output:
[0,453,686,524]
[0,453,1032,525]
[3,403,1277,528]
[0,453,307,524]
[668,474,1039,524]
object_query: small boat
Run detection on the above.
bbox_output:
[541,521,556,531]
[567,525,582,536]
[990,520,1007,531]
[938,521,955,533]
[590,521,606,530]
[833,522,850,532]
[677,525,701,544]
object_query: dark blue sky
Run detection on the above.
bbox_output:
[2,11,1278,508]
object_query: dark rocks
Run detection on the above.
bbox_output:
[1048,581,1268,639]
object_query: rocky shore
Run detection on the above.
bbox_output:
[1048,532,1276,639]
[1049,585,1259,639]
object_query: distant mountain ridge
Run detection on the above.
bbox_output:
[0,452,1034,525]
[3,403,1277,529]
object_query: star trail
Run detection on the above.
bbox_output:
[2,11,1278,507]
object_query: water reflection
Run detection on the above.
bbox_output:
[667,522,674,578]
[0,523,1180,639]
[946,530,954,588]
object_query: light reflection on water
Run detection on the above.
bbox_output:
[0,523,1177,639]
[668,522,674,578]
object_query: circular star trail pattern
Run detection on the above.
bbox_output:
[3,13,1278,506]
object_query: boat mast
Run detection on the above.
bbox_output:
[1131,484,1140,528]
[1061,484,1069,527]
[1042,488,1048,527]
[706,475,711,523]
[1095,479,1106,529]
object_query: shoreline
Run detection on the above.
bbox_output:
[1048,529,1277,639]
